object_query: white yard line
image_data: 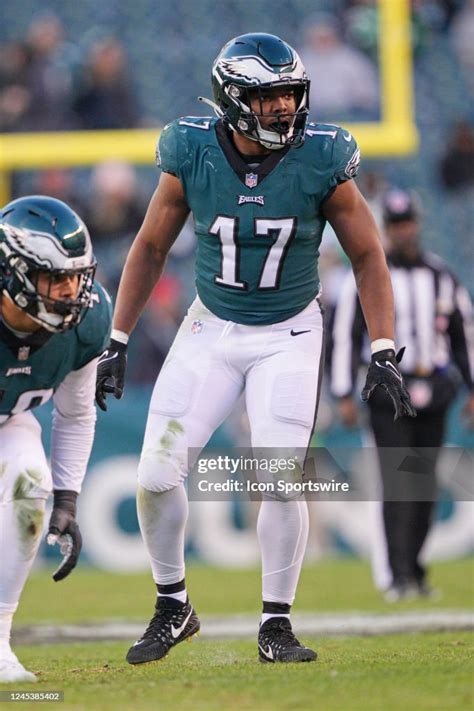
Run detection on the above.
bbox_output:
[12,610,474,645]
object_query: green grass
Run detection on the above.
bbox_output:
[4,634,473,711]
[17,559,474,625]
[7,560,474,710]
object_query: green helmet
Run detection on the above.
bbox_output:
[210,33,310,150]
[0,195,96,332]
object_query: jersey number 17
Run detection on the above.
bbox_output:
[210,216,296,290]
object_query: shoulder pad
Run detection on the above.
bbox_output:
[304,123,360,183]
[156,119,180,174]
[75,282,112,359]
[156,117,216,174]
[332,126,360,183]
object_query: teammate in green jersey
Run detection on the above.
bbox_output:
[0,196,111,682]
[97,33,415,665]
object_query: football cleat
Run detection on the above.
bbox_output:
[258,617,317,663]
[126,597,200,664]
[0,647,37,683]
[383,581,419,603]
[416,580,442,600]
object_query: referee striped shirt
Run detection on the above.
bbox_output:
[330,251,474,398]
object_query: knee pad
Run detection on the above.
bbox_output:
[1,466,52,504]
[137,450,187,493]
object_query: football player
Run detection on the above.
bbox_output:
[96,33,415,664]
[0,196,111,682]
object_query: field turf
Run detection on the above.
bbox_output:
[16,558,474,623]
[5,634,473,711]
[4,560,473,711]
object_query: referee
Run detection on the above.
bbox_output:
[330,188,474,601]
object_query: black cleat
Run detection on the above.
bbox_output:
[258,617,317,663]
[383,581,418,603]
[126,597,200,664]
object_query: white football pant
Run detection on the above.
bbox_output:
[137,296,324,604]
[0,412,51,651]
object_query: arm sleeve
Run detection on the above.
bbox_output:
[447,282,474,390]
[50,357,98,493]
[330,272,366,397]
[156,120,179,176]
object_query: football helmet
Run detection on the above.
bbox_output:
[0,195,96,332]
[210,33,310,150]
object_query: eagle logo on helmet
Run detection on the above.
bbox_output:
[0,196,96,333]
[209,33,310,152]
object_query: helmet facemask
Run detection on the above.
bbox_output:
[211,34,311,151]
[224,80,310,150]
[1,246,96,332]
[0,196,97,334]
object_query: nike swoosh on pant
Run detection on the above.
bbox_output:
[290,329,311,336]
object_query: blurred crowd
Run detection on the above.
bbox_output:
[1,2,473,407]
[3,3,472,132]
[0,15,140,132]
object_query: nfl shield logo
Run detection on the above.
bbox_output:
[245,172,258,189]
[18,346,30,361]
[191,319,203,334]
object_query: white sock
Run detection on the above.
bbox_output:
[158,590,188,604]
[0,499,46,646]
[137,484,188,586]
[257,499,309,605]
[261,612,291,624]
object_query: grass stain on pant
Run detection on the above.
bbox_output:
[13,470,46,558]
[159,419,184,451]
[13,498,45,559]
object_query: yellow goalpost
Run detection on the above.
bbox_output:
[0,0,417,204]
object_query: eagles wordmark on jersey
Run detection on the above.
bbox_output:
[157,117,360,324]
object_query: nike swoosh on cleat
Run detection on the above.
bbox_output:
[171,610,193,639]
[258,643,274,660]
[343,132,352,142]
[290,329,311,336]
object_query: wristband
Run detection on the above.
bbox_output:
[53,489,78,516]
[371,338,395,354]
[111,328,129,345]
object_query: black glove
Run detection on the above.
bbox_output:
[47,490,82,582]
[95,338,128,412]
[361,347,417,421]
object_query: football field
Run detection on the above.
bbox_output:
[5,559,474,710]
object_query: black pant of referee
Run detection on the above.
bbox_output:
[368,383,452,593]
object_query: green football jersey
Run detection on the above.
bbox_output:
[157,117,360,325]
[0,283,112,423]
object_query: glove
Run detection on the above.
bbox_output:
[47,490,82,582]
[95,338,128,412]
[361,347,417,421]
